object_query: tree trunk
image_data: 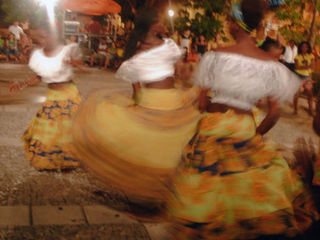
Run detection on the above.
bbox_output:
[308,0,318,44]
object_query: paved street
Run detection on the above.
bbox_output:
[0,64,318,239]
[0,64,168,240]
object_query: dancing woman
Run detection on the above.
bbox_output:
[10,23,82,171]
[168,0,319,239]
[72,9,200,208]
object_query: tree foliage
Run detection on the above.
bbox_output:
[174,0,227,40]
[115,0,226,40]
[0,0,48,26]
[275,0,320,44]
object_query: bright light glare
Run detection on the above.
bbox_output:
[35,0,59,33]
[168,9,175,17]
[36,0,59,6]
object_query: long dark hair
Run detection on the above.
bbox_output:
[241,0,266,31]
[298,41,312,54]
[123,8,159,60]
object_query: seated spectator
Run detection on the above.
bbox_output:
[0,35,8,61]
[19,34,33,63]
[175,46,199,88]
[90,38,108,67]
[0,53,7,61]
[116,40,124,58]
[81,47,95,66]
[104,41,116,69]
[294,41,315,116]
[5,34,20,63]
[8,21,24,42]
[66,35,78,45]
[186,45,200,63]
[112,40,125,69]
[0,34,5,51]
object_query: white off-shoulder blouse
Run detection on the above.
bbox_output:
[29,43,81,84]
[116,38,183,84]
[196,52,301,110]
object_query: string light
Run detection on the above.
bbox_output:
[168,9,175,17]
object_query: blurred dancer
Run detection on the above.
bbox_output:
[313,96,320,187]
[168,0,319,239]
[10,22,82,170]
[72,8,200,217]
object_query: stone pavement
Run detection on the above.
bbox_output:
[0,64,318,240]
[0,204,167,240]
[0,64,169,240]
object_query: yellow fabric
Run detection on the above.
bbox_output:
[29,84,80,145]
[72,87,201,201]
[168,111,319,239]
[295,54,314,77]
[252,106,265,127]
[23,83,81,170]
[138,88,197,110]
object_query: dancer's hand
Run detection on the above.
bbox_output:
[9,76,40,93]
[65,58,88,73]
[9,81,24,93]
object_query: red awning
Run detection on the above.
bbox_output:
[61,0,121,15]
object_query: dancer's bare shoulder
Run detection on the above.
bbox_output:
[214,45,275,61]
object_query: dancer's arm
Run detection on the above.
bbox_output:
[199,88,210,112]
[132,82,141,103]
[9,75,41,93]
[256,97,280,135]
[66,58,88,72]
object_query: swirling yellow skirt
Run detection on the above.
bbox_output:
[72,87,201,202]
[23,82,81,170]
[168,110,319,239]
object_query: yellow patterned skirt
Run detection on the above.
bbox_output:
[72,87,201,203]
[168,110,319,239]
[23,82,81,170]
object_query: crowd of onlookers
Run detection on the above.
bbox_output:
[64,16,127,70]
[0,21,33,64]
[260,38,320,116]
[83,36,126,69]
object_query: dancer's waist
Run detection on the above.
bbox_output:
[207,102,252,116]
[48,80,74,89]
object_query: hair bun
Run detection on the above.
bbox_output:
[268,0,286,8]
[241,0,266,31]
